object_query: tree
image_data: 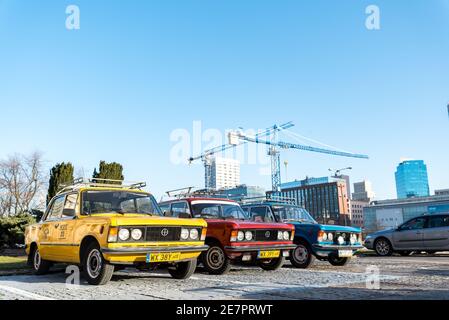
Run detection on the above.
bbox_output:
[47,162,74,204]
[0,152,46,217]
[92,161,124,184]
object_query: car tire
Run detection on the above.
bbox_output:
[201,244,231,275]
[374,238,393,256]
[82,242,114,285]
[168,259,197,279]
[30,247,52,275]
[328,254,351,266]
[289,242,315,269]
[258,256,285,271]
[398,251,412,256]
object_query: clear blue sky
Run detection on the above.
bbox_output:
[1,0,448,200]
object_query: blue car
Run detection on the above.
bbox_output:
[241,200,363,268]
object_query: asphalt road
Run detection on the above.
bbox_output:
[1,254,449,300]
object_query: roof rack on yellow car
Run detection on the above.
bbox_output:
[57,178,147,195]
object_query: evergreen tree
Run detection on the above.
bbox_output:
[92,161,124,184]
[47,162,74,204]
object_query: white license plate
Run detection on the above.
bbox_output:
[338,250,353,258]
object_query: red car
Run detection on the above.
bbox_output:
[159,197,296,275]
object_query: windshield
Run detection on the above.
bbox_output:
[272,205,317,224]
[191,203,249,220]
[82,191,162,215]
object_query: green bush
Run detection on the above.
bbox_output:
[0,214,36,248]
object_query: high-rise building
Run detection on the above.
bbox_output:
[273,176,350,225]
[352,180,375,202]
[209,157,240,190]
[214,185,266,200]
[395,160,430,199]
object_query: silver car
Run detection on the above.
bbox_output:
[364,214,449,256]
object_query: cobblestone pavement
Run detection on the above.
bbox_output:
[1,254,449,300]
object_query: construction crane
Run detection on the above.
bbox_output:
[188,122,294,190]
[189,122,369,192]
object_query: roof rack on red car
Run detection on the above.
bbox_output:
[56,178,147,195]
[163,187,244,200]
[238,195,297,205]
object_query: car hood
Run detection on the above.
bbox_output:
[319,224,361,233]
[206,219,293,230]
[90,213,207,228]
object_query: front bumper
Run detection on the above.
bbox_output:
[312,244,364,251]
[101,245,209,264]
[101,245,209,255]
[224,244,297,253]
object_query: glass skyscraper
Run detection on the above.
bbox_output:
[395,160,430,199]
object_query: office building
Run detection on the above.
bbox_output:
[395,159,430,199]
[214,185,266,200]
[435,189,449,196]
[350,200,369,228]
[363,194,449,232]
[209,157,240,190]
[352,180,375,202]
[274,176,350,225]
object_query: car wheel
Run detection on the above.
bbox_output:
[82,242,114,285]
[374,238,393,256]
[328,254,350,266]
[398,251,412,256]
[289,242,315,269]
[258,256,285,271]
[201,245,231,275]
[168,259,197,279]
[31,247,51,275]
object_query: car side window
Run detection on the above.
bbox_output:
[170,202,190,217]
[250,206,273,223]
[428,216,449,228]
[401,217,426,230]
[47,196,65,221]
[62,193,78,217]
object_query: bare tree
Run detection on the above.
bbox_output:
[0,152,46,217]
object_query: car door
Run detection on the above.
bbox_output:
[52,193,79,261]
[422,215,449,250]
[392,217,427,250]
[40,195,66,259]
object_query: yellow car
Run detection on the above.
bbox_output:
[25,179,208,285]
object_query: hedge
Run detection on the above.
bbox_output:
[0,214,36,248]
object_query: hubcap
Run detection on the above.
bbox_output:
[376,240,390,255]
[294,245,309,263]
[207,247,225,269]
[86,249,102,279]
[33,249,41,270]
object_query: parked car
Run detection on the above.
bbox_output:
[364,214,449,256]
[241,199,363,268]
[25,179,208,285]
[159,197,296,275]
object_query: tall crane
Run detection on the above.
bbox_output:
[189,122,369,192]
[188,122,294,189]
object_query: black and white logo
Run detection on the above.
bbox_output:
[161,228,169,237]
